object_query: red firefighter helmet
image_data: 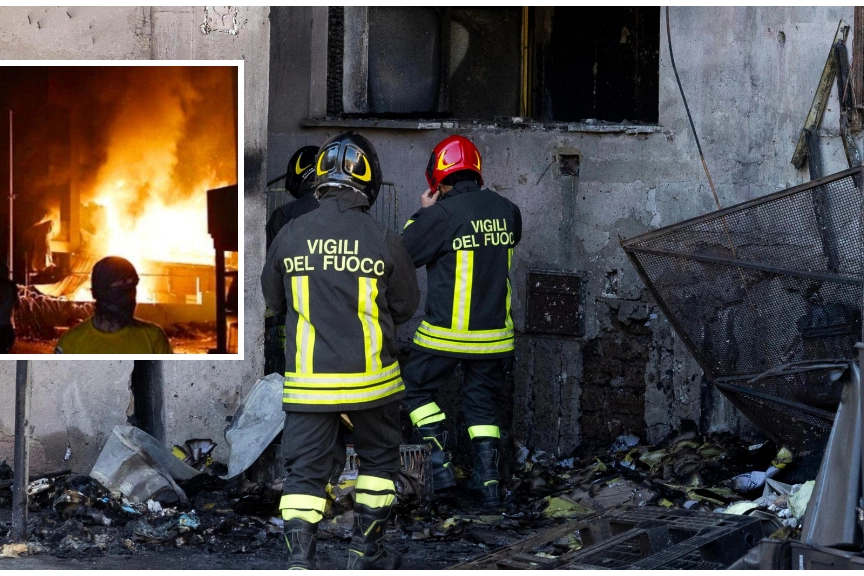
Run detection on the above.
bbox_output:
[425,135,483,190]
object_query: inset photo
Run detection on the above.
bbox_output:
[0,63,240,356]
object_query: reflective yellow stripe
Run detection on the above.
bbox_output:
[283,379,405,405]
[409,402,442,425]
[358,277,382,372]
[506,248,514,330]
[403,219,415,229]
[355,475,395,509]
[356,475,395,492]
[451,250,473,330]
[419,320,513,341]
[292,276,315,373]
[355,491,395,509]
[416,412,446,426]
[280,494,328,512]
[468,425,500,439]
[282,509,323,523]
[285,361,400,386]
[413,332,514,354]
[280,494,326,522]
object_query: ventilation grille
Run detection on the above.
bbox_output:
[526,270,583,336]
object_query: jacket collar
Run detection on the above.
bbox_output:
[440,179,480,201]
[317,185,370,212]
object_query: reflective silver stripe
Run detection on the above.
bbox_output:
[284,378,405,403]
[413,332,514,354]
[286,361,400,386]
[418,320,513,341]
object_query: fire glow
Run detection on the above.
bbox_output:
[60,66,236,303]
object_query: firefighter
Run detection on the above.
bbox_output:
[55,256,173,354]
[265,145,320,375]
[261,132,419,570]
[401,135,521,507]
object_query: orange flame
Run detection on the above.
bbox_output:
[74,67,236,300]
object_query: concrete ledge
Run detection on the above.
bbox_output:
[302,117,671,134]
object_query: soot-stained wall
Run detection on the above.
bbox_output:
[268,6,856,458]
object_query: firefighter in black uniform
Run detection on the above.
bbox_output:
[262,132,419,570]
[265,145,320,376]
[401,135,521,507]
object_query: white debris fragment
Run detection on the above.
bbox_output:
[147,500,164,515]
[610,434,640,452]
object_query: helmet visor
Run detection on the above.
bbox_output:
[343,145,372,182]
[316,144,340,176]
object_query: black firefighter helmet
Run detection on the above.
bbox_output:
[314,132,382,206]
[285,145,319,199]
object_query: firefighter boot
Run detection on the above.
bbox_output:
[413,421,457,491]
[467,437,501,507]
[346,503,401,569]
[284,518,319,570]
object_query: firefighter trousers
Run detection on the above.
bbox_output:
[280,401,402,523]
[403,349,512,429]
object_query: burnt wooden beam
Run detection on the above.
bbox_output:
[805,128,823,179]
[854,7,864,111]
[791,20,849,169]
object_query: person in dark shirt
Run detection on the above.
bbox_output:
[0,264,18,353]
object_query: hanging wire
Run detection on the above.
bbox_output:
[665,6,722,212]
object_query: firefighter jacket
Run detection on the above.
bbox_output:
[262,186,420,413]
[402,179,522,359]
[265,182,319,249]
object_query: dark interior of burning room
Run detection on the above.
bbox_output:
[0,65,239,354]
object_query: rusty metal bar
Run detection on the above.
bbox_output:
[11,360,30,542]
[806,128,823,179]
[623,246,863,287]
[714,381,837,422]
[855,7,864,109]
[620,166,864,249]
[792,20,849,169]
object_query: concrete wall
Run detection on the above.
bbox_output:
[267,7,855,457]
[0,6,270,473]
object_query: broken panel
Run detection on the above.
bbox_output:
[525,270,584,336]
[622,167,864,452]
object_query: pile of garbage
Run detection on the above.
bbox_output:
[0,424,815,565]
[0,374,820,566]
[511,427,815,542]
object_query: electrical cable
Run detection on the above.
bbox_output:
[665,6,722,212]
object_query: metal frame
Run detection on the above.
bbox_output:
[620,165,864,382]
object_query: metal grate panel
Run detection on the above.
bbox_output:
[621,167,864,451]
[525,270,584,336]
[622,167,864,380]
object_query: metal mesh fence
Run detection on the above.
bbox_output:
[622,168,864,380]
[622,168,864,450]
[714,363,847,454]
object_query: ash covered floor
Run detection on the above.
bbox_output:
[0,427,813,569]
